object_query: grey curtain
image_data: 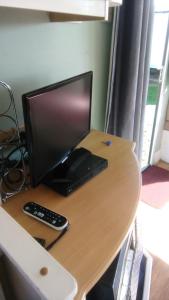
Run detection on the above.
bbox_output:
[105,0,154,160]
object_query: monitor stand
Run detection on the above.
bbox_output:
[43,148,108,196]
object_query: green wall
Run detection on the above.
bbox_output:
[0,7,111,130]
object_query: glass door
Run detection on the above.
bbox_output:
[141,2,169,169]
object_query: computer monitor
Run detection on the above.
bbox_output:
[22,71,93,187]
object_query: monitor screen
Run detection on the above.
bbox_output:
[22,71,92,186]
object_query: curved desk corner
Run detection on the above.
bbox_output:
[3,130,141,300]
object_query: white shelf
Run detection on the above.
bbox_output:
[0,207,77,300]
[109,0,122,7]
[0,0,122,21]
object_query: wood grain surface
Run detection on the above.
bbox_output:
[2,130,141,300]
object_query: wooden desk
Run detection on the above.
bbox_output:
[2,130,141,300]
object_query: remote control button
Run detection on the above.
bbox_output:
[25,206,30,211]
[37,212,44,218]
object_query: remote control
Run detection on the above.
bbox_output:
[23,202,68,231]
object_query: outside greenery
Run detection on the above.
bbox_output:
[147,84,159,105]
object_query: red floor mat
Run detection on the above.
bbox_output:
[141,166,169,209]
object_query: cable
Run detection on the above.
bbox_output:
[46,225,69,251]
[5,143,26,163]
[0,115,17,144]
[0,81,27,202]
[0,81,12,116]
[1,168,25,194]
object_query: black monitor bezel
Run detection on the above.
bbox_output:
[22,71,93,187]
